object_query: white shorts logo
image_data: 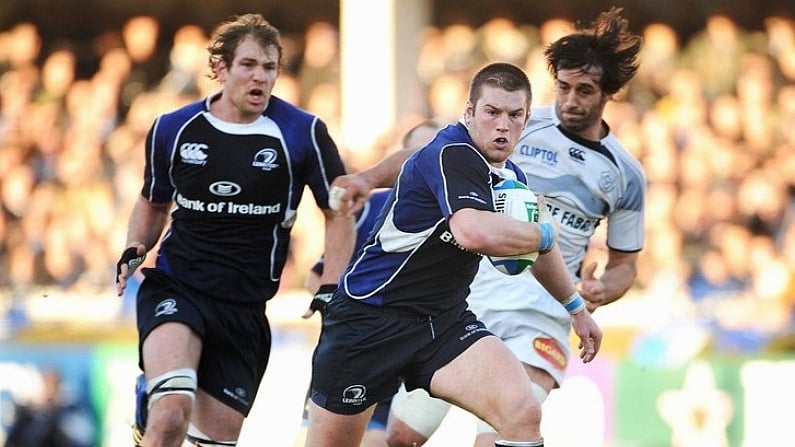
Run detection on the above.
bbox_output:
[342,384,367,405]
[155,298,178,317]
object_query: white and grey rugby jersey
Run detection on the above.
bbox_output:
[511,105,646,280]
[142,94,346,303]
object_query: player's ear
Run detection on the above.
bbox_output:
[464,101,474,126]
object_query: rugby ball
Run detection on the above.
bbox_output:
[488,179,540,275]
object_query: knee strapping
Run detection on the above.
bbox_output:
[185,423,237,446]
[146,368,197,409]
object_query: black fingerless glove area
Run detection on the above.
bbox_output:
[116,247,146,283]
[309,284,337,317]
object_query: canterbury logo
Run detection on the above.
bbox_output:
[568,147,585,162]
[180,143,208,165]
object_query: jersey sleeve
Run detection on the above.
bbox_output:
[433,144,494,217]
[303,117,347,210]
[141,116,176,203]
[606,165,646,252]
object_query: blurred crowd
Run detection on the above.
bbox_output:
[1,13,794,350]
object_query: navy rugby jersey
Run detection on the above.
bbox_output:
[142,94,345,303]
[341,122,526,315]
[512,105,646,280]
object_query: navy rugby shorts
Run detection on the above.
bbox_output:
[310,295,492,415]
[136,268,271,416]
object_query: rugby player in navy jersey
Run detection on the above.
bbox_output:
[386,8,646,447]
[293,120,442,447]
[114,13,355,447]
[303,62,601,447]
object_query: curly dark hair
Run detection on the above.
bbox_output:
[206,13,283,80]
[544,7,641,95]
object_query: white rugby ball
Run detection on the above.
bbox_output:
[488,179,540,275]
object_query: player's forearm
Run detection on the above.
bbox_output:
[125,197,170,251]
[357,147,414,188]
[598,263,637,305]
[450,209,549,256]
[319,211,355,284]
[531,245,578,300]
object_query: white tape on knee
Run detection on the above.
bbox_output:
[389,387,451,438]
[147,368,197,408]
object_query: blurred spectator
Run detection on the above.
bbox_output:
[681,14,750,100]
[35,44,76,105]
[631,22,680,111]
[0,22,41,75]
[477,17,531,65]
[118,15,164,120]
[157,24,209,97]
[298,21,340,108]
[2,367,94,447]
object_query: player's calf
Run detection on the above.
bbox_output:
[132,374,147,447]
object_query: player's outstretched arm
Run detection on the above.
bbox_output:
[330,147,416,216]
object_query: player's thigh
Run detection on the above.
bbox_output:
[360,429,387,447]
[430,335,532,419]
[192,390,245,441]
[142,322,202,376]
[305,399,375,447]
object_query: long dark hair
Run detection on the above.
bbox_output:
[545,7,641,95]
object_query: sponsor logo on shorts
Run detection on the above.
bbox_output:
[154,298,178,317]
[533,336,567,371]
[223,387,251,408]
[459,323,488,341]
[341,384,367,406]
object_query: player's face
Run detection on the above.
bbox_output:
[216,35,279,123]
[554,67,610,140]
[465,85,529,167]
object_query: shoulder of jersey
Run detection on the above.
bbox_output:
[266,95,321,124]
[159,98,205,123]
[523,105,557,136]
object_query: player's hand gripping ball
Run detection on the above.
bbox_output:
[488,179,540,275]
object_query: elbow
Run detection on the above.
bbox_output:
[448,209,499,253]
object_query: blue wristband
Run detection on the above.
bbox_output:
[538,221,555,252]
[563,293,586,314]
